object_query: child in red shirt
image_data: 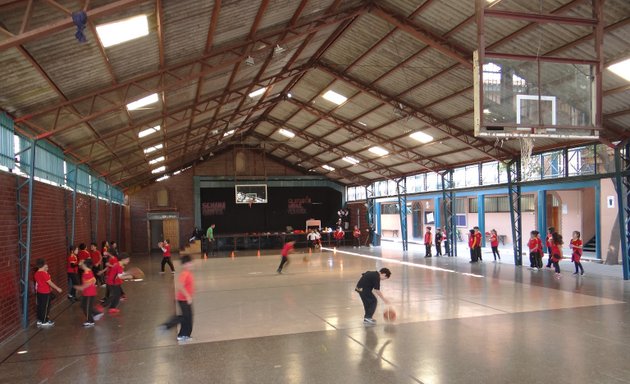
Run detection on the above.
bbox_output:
[105,253,132,313]
[424,227,432,258]
[159,239,175,274]
[528,230,543,270]
[67,245,79,302]
[489,229,500,261]
[550,232,564,278]
[570,231,584,276]
[277,240,295,274]
[34,258,62,327]
[75,259,103,326]
[353,226,361,248]
[159,255,195,342]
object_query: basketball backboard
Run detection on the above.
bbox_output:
[473,51,599,139]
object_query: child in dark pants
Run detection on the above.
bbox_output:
[570,231,584,276]
[160,255,195,342]
[75,259,103,327]
[355,268,391,325]
[277,241,295,274]
[34,258,63,327]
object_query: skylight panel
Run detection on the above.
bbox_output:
[151,165,166,174]
[127,93,159,111]
[138,125,160,138]
[609,58,630,81]
[149,156,165,165]
[410,131,433,143]
[322,90,347,105]
[96,15,149,48]
[143,143,163,154]
[369,146,388,156]
[342,156,359,165]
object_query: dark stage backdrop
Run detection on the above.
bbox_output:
[200,186,342,234]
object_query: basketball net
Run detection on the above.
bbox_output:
[520,137,535,180]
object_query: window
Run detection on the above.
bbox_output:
[470,195,535,213]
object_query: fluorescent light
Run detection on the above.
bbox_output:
[143,143,163,154]
[278,128,295,138]
[369,146,389,156]
[156,175,170,182]
[149,156,165,165]
[127,93,159,111]
[358,121,367,126]
[410,131,433,143]
[608,58,630,81]
[151,165,166,174]
[287,93,292,98]
[96,15,149,48]
[342,156,359,165]
[223,129,235,137]
[248,87,266,98]
[322,165,335,171]
[138,125,160,138]
[322,90,347,105]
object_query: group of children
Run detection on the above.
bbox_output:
[34,241,134,328]
[528,227,584,278]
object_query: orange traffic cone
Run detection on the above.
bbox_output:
[230,251,235,258]
[257,249,261,258]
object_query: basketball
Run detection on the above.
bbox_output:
[158,241,164,247]
[126,266,145,279]
[383,308,397,322]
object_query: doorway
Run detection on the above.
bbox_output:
[148,217,180,252]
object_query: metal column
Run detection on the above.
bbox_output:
[396,178,408,251]
[16,139,36,328]
[365,184,375,246]
[92,178,99,243]
[614,141,630,280]
[507,159,523,265]
[441,170,456,257]
[70,164,78,247]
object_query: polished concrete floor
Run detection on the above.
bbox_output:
[1,242,630,384]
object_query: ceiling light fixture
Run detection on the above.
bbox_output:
[322,165,335,171]
[248,87,266,98]
[156,175,170,182]
[223,129,235,137]
[368,146,389,156]
[127,93,159,111]
[410,131,433,143]
[274,44,286,54]
[278,128,295,138]
[245,56,255,66]
[322,90,347,105]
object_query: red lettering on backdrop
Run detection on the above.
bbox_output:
[202,202,226,216]
[288,196,311,215]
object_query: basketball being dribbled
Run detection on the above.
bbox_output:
[126,266,145,279]
[383,308,397,322]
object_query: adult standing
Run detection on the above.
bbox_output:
[205,224,216,257]
[160,255,195,342]
[354,268,391,325]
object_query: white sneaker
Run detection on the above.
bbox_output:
[82,322,95,327]
[42,321,55,327]
[94,313,104,321]
[36,321,43,327]
[363,318,376,325]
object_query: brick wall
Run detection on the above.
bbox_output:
[0,171,123,344]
